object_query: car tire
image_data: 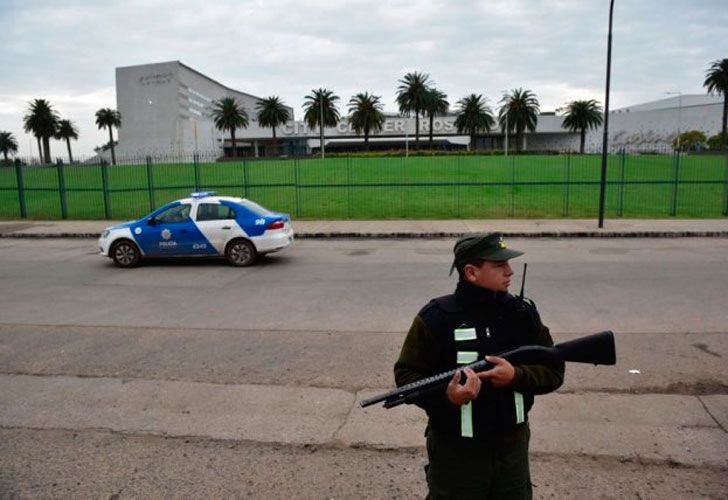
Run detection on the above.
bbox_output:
[110,240,141,268]
[226,239,257,267]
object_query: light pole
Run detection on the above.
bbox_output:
[598,0,615,229]
[665,91,683,151]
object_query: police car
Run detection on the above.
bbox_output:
[99,192,293,267]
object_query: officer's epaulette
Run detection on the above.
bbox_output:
[418,294,461,319]
[512,295,542,324]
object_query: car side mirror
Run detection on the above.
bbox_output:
[147,218,156,226]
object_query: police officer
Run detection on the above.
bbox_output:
[394,233,564,499]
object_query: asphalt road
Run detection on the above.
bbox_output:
[1,238,727,498]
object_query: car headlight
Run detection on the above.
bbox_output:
[101,229,110,239]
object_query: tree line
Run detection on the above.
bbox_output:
[1,58,726,164]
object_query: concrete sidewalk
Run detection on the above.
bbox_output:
[1,218,728,238]
[1,374,726,468]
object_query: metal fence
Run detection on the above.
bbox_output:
[1,151,727,220]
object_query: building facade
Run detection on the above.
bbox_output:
[115,61,725,158]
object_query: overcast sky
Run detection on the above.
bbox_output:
[1,0,726,157]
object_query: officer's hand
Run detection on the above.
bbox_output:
[446,367,481,406]
[479,356,515,388]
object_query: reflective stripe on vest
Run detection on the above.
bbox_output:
[514,391,525,424]
[456,351,478,364]
[454,326,477,341]
[457,350,477,438]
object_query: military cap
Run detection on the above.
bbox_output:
[450,232,523,275]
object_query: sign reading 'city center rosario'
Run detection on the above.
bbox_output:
[279,116,458,137]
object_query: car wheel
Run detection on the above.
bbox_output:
[226,239,257,267]
[111,240,141,268]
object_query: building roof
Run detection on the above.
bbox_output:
[613,94,722,113]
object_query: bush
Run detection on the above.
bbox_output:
[707,131,728,150]
[672,130,707,152]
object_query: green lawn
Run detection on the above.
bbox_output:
[1,153,726,219]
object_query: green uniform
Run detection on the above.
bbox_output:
[394,280,564,499]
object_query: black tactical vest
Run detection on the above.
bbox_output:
[418,292,542,440]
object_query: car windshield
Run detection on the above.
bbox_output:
[238,199,272,216]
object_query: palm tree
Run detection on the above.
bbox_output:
[347,92,385,150]
[256,96,290,156]
[422,88,449,149]
[396,71,431,150]
[95,108,122,165]
[454,94,495,151]
[23,98,58,163]
[303,88,340,157]
[704,58,728,148]
[211,97,249,158]
[55,119,79,164]
[499,88,540,152]
[561,100,604,153]
[0,131,19,162]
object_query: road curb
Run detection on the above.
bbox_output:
[2,231,728,239]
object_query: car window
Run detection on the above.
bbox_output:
[196,203,236,221]
[238,199,272,216]
[155,204,191,223]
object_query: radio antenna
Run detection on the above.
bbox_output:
[519,263,528,300]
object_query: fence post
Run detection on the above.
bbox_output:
[456,155,461,218]
[347,156,353,219]
[670,150,680,216]
[146,156,155,211]
[723,151,728,216]
[294,157,300,218]
[563,152,571,216]
[56,159,67,219]
[14,162,27,218]
[509,154,515,217]
[193,152,200,191]
[101,161,111,219]
[618,148,626,217]
[242,158,249,198]
[399,156,405,217]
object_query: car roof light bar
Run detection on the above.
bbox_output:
[191,191,216,199]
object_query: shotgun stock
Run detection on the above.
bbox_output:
[361,330,615,409]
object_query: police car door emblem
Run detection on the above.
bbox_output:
[134,227,142,235]
[161,229,172,240]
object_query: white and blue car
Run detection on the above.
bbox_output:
[99,192,293,267]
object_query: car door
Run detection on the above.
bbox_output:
[136,203,195,256]
[193,202,238,255]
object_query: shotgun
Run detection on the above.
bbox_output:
[361,330,616,409]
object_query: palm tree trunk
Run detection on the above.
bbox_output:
[272,126,278,157]
[580,129,586,154]
[429,113,434,149]
[364,128,370,151]
[230,128,237,158]
[470,129,475,151]
[515,131,522,153]
[414,111,420,150]
[66,138,73,164]
[108,128,116,166]
[36,137,42,163]
[42,136,51,164]
[2,151,7,162]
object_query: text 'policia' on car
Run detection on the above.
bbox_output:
[98,192,294,268]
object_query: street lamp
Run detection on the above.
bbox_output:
[665,91,683,151]
[598,0,615,229]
